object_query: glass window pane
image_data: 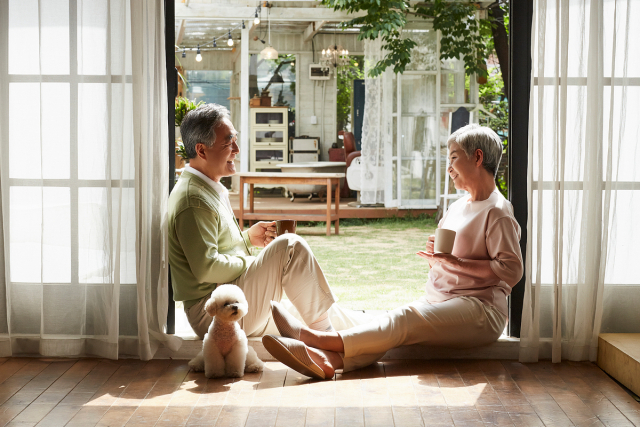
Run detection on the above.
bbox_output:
[78,83,108,180]
[8,0,40,75]
[10,187,42,283]
[43,188,71,283]
[41,0,70,75]
[186,70,233,110]
[9,83,41,179]
[403,29,437,71]
[249,54,296,136]
[401,75,436,114]
[77,0,108,75]
[42,83,71,179]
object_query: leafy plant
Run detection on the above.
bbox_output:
[175,97,204,160]
[337,57,365,132]
[175,97,204,127]
[321,0,490,79]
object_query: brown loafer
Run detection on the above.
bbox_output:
[270,300,304,340]
[262,335,325,380]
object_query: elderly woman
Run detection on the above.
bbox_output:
[262,124,524,379]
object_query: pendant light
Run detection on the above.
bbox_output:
[260,8,278,60]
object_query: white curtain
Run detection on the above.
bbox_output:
[520,0,640,363]
[360,38,392,205]
[0,0,180,359]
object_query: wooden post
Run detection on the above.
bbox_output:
[249,183,255,227]
[238,177,244,230]
[326,179,332,236]
[334,178,340,235]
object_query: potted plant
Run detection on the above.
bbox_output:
[175,97,204,169]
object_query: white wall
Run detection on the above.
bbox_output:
[178,50,234,70]
[296,52,337,159]
[178,32,364,160]
[248,33,363,159]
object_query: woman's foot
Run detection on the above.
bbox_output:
[300,327,345,353]
[306,347,343,378]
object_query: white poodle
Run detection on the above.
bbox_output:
[188,284,264,378]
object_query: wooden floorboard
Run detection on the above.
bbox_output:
[0,359,638,426]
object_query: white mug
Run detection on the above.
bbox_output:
[434,228,456,254]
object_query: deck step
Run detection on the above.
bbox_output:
[154,336,521,361]
[598,333,640,397]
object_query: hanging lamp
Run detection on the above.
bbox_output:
[260,8,278,60]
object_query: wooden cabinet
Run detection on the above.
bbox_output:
[249,107,288,172]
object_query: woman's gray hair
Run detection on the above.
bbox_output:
[447,123,503,177]
[180,103,230,159]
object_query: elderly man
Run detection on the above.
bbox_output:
[168,103,336,339]
[263,124,524,380]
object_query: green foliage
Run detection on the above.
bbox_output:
[479,70,509,198]
[415,1,488,78]
[337,57,365,132]
[176,142,188,160]
[321,0,416,77]
[175,97,204,127]
[321,0,490,78]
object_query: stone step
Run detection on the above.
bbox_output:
[598,333,640,397]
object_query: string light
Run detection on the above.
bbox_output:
[176,6,262,56]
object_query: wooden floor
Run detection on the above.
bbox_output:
[1,358,639,426]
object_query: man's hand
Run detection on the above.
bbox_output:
[247,221,277,248]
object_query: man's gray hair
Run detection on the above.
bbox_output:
[180,103,230,159]
[447,124,503,177]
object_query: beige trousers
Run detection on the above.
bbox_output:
[339,296,506,372]
[184,234,337,339]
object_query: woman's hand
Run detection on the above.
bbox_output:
[247,221,277,248]
[416,250,463,269]
[417,235,437,268]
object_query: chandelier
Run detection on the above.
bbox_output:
[320,44,349,77]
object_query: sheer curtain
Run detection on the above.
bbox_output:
[0,0,180,359]
[360,38,392,205]
[520,0,640,363]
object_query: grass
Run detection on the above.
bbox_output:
[255,215,438,311]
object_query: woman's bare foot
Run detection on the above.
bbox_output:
[306,347,343,379]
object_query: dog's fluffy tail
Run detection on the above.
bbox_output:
[188,350,205,372]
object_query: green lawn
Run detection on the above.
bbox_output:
[256,215,437,311]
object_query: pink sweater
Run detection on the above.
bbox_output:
[425,190,523,316]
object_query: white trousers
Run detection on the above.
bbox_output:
[185,234,337,339]
[339,296,507,372]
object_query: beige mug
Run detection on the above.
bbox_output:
[434,228,456,254]
[276,220,297,236]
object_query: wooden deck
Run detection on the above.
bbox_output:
[1,357,638,426]
[230,193,436,221]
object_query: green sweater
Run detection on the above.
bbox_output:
[168,171,254,308]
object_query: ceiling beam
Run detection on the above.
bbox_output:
[175,4,366,21]
[175,19,186,45]
[303,20,325,42]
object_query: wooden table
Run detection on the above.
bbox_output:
[237,172,344,236]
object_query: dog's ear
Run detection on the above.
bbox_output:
[204,297,217,317]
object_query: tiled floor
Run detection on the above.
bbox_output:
[0,357,639,426]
